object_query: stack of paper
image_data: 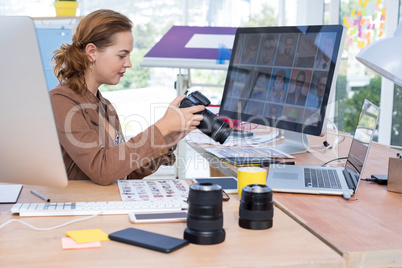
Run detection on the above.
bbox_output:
[62,229,109,250]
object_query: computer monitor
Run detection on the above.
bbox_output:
[0,16,68,187]
[219,25,346,154]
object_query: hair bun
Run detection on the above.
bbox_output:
[73,41,85,49]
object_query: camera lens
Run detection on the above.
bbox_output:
[179,91,232,144]
[198,109,232,144]
[184,183,225,245]
[239,184,273,230]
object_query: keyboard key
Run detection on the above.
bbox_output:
[304,168,342,189]
[304,169,312,187]
[329,170,341,189]
[317,170,325,188]
[311,169,318,188]
[322,169,330,188]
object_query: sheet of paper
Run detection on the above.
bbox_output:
[185,34,235,49]
[117,179,189,202]
[66,229,109,244]
[61,237,102,250]
[206,146,294,159]
[185,129,281,147]
[0,184,22,203]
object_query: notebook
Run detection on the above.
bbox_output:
[266,99,380,197]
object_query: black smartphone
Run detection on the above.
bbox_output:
[109,227,189,253]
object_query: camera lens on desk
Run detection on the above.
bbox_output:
[179,91,232,144]
[184,182,225,245]
[239,184,273,230]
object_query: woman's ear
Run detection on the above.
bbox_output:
[85,43,97,62]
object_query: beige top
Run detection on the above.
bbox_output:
[50,84,176,185]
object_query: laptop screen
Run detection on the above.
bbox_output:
[344,99,380,190]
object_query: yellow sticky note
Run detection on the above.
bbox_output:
[66,229,110,244]
[62,237,102,250]
[351,10,356,17]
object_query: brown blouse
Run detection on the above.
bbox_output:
[50,84,176,185]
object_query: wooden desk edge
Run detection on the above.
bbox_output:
[273,198,344,257]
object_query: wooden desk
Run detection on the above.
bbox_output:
[0,181,343,267]
[187,133,402,267]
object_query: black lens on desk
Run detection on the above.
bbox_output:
[184,183,225,245]
[239,184,273,230]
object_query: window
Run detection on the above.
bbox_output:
[337,0,384,138]
[392,0,402,146]
[2,0,400,147]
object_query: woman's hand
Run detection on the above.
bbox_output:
[155,95,205,137]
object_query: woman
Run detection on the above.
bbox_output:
[50,9,204,185]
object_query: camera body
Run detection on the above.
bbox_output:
[179,91,232,144]
[180,90,211,108]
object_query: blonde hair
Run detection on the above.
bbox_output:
[52,9,133,94]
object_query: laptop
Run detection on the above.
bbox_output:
[266,99,380,197]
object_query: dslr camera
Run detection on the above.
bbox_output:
[179,91,232,144]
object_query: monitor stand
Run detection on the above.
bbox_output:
[272,130,309,155]
[230,129,254,138]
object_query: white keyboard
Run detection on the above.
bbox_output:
[10,199,188,217]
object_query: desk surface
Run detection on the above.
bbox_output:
[187,131,402,267]
[0,180,343,267]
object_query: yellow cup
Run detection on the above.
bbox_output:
[237,167,267,197]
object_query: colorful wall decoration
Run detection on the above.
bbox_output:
[342,0,386,49]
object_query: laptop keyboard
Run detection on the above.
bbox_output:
[304,168,342,189]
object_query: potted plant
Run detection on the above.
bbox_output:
[54,0,78,17]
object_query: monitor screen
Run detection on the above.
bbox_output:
[219,25,345,139]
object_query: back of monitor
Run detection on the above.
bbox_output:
[0,16,68,187]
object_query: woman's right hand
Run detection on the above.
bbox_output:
[155,95,205,137]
